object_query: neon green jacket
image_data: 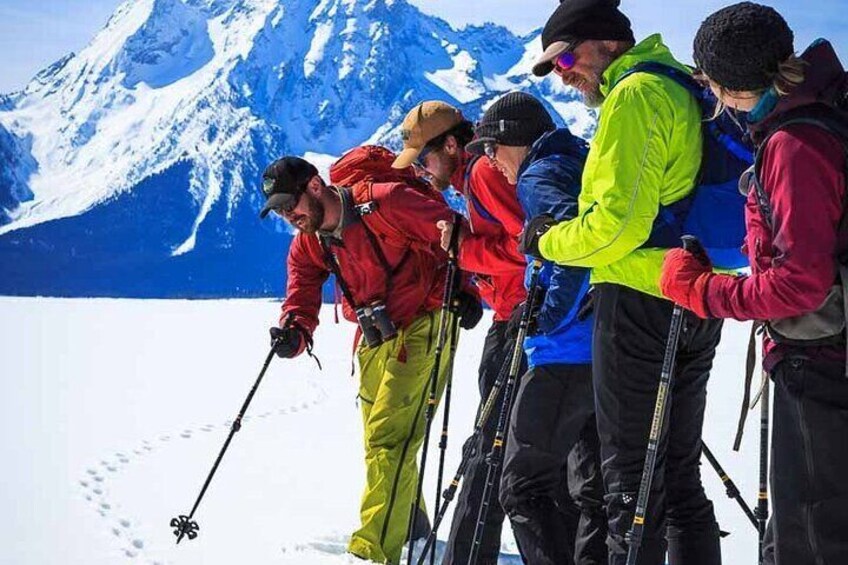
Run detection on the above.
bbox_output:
[538,34,702,298]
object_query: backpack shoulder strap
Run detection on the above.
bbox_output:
[463,155,499,224]
[614,63,754,165]
[612,61,702,98]
[752,105,848,229]
[318,235,361,309]
[350,181,412,248]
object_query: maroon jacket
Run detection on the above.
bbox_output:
[281,147,470,340]
[703,41,847,369]
[451,153,527,321]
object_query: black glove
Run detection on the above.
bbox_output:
[518,214,556,259]
[453,292,484,330]
[269,324,306,358]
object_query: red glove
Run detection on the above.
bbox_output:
[660,249,713,318]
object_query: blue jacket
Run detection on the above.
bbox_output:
[518,129,593,367]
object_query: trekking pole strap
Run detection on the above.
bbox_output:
[734,321,762,450]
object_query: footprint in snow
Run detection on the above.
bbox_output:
[80,386,327,562]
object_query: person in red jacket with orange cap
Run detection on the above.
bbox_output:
[260,147,483,564]
[393,101,527,565]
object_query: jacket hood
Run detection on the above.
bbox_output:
[519,128,588,178]
[329,145,420,187]
[750,39,846,140]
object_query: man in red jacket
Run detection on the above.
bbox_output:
[260,148,482,564]
[393,101,527,565]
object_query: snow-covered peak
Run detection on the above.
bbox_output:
[0,0,592,252]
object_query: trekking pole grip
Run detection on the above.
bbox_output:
[681,235,707,262]
[447,213,463,260]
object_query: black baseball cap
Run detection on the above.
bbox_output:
[532,0,634,77]
[259,157,318,218]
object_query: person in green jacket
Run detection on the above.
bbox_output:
[521,1,724,564]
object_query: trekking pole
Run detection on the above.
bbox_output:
[702,442,757,529]
[430,312,461,565]
[170,340,280,544]
[625,235,703,565]
[468,259,544,565]
[413,348,515,565]
[405,214,464,565]
[755,372,770,564]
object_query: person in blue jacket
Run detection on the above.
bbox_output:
[466,91,607,565]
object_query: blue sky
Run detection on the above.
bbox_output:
[1,0,845,93]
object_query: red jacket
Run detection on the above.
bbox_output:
[281,147,467,339]
[451,153,527,321]
[703,42,847,368]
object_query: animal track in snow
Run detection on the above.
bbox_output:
[78,381,329,561]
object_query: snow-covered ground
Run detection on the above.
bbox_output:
[0,298,761,564]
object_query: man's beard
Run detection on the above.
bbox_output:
[581,84,605,109]
[292,195,325,234]
[579,49,618,109]
[429,174,451,191]
[428,151,460,191]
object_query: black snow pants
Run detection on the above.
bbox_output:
[444,320,525,565]
[500,363,608,565]
[593,283,723,565]
[767,354,848,565]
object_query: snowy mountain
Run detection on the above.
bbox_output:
[0,0,593,297]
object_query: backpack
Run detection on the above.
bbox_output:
[329,145,433,251]
[746,67,848,349]
[614,62,755,269]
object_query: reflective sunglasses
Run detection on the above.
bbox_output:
[553,42,582,74]
[483,141,498,161]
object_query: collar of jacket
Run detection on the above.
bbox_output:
[317,185,358,240]
[517,128,588,178]
[747,39,846,144]
[599,33,689,99]
[449,150,472,192]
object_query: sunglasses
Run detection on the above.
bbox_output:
[483,141,498,160]
[273,192,302,216]
[263,177,304,216]
[416,145,434,168]
[553,42,582,74]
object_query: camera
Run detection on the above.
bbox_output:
[356,302,398,348]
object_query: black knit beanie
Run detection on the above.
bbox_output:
[693,2,794,91]
[466,92,555,154]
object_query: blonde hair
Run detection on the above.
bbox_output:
[709,53,807,119]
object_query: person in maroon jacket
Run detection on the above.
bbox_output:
[260,148,483,564]
[660,4,848,564]
[393,101,527,564]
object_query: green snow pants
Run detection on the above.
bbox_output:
[347,311,457,564]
